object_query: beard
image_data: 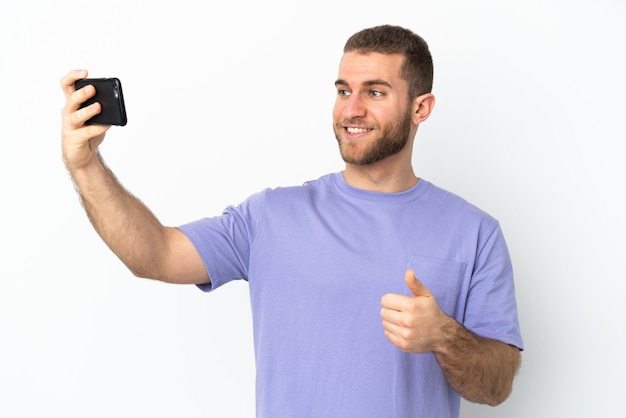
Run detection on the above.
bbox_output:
[334,108,412,166]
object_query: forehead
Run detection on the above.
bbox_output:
[337,51,405,85]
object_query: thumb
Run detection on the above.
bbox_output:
[405,269,432,298]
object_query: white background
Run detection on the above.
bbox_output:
[2,0,625,417]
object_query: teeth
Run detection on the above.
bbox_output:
[347,127,370,134]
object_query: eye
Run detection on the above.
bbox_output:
[337,89,351,97]
[369,90,384,97]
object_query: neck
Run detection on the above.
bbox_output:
[342,156,418,193]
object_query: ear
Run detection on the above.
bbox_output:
[411,93,436,125]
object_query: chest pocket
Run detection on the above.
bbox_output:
[406,255,467,317]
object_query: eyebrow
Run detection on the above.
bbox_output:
[334,79,393,89]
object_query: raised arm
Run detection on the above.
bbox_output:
[60,70,209,285]
[380,269,521,406]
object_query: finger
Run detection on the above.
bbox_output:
[73,100,101,125]
[62,86,99,125]
[381,317,404,339]
[380,293,413,312]
[383,327,412,352]
[60,69,88,99]
[405,269,432,298]
[380,305,404,325]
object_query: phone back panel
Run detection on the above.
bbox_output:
[75,78,127,126]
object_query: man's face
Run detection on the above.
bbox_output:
[333,52,413,166]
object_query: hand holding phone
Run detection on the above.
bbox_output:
[74,78,127,126]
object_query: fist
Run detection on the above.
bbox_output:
[380,269,447,353]
[60,69,110,171]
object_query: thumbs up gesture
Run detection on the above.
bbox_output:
[380,269,447,353]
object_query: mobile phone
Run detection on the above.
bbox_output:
[74,78,127,126]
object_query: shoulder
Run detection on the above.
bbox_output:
[259,173,336,201]
[420,180,500,228]
[231,173,336,215]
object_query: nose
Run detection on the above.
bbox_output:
[341,94,366,119]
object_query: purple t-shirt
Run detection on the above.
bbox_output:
[178,172,523,418]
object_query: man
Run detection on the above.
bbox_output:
[61,25,522,418]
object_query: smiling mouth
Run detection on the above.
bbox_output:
[345,127,372,134]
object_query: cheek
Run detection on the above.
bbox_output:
[332,102,342,121]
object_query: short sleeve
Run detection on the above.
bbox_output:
[464,224,524,350]
[177,189,268,292]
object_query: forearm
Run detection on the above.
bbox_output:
[433,317,521,406]
[69,152,170,279]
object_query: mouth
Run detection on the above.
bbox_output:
[345,126,372,134]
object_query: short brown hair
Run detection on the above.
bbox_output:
[343,25,434,98]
